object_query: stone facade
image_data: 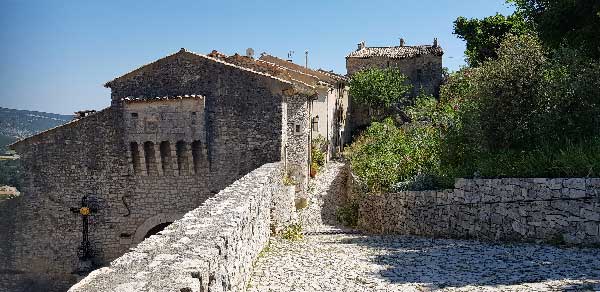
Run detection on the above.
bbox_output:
[1,49,304,292]
[346,40,443,97]
[68,163,295,292]
[346,39,443,135]
[359,178,600,245]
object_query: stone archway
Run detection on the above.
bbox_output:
[132,213,184,243]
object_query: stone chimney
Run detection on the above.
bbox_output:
[357,41,365,50]
[400,38,405,46]
[433,38,439,47]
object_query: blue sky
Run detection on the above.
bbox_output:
[0,0,514,114]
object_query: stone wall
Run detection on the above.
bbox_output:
[359,178,600,245]
[2,51,294,291]
[298,162,350,232]
[285,94,310,195]
[2,108,127,292]
[68,163,293,292]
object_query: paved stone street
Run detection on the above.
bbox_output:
[248,226,600,292]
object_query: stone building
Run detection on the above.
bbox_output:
[346,39,444,134]
[0,48,348,292]
[208,50,351,184]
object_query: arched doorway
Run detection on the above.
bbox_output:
[132,213,184,244]
[143,222,173,239]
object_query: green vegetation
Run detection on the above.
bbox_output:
[283,172,296,186]
[0,158,22,189]
[281,223,303,241]
[311,135,327,175]
[349,68,412,109]
[454,13,531,66]
[510,0,600,59]
[336,201,359,227]
[346,1,600,194]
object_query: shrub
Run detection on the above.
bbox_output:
[281,223,303,241]
[336,201,359,227]
[311,135,326,170]
[344,115,451,193]
[349,68,412,109]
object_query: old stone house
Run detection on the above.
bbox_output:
[208,50,351,179]
[346,39,444,134]
[0,48,348,292]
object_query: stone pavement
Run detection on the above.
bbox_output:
[248,226,600,292]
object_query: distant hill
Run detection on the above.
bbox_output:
[0,107,73,153]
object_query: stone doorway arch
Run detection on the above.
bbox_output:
[133,213,184,243]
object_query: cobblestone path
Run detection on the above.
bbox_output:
[248,226,600,292]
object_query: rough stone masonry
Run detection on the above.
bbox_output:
[359,178,600,245]
[0,49,305,292]
[69,163,295,292]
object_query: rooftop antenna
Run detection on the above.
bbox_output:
[245,48,255,58]
[305,50,309,68]
[287,50,295,62]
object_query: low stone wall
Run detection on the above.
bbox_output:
[69,162,295,292]
[359,178,600,245]
[298,162,350,232]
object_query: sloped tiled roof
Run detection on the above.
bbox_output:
[347,45,444,59]
[259,54,340,86]
[317,69,349,82]
[121,94,205,103]
[104,48,292,88]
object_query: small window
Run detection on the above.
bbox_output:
[191,112,197,125]
[295,124,301,133]
[311,116,319,131]
[131,112,138,118]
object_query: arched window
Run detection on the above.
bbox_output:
[191,140,203,174]
[130,142,141,174]
[176,141,189,176]
[160,141,172,175]
[144,141,157,176]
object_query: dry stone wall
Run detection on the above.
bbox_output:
[359,178,600,245]
[69,163,294,292]
[299,162,350,232]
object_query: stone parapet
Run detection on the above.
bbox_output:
[359,178,600,245]
[69,162,293,292]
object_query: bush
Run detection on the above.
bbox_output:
[349,68,412,109]
[311,135,326,169]
[344,115,451,193]
[345,34,600,193]
[281,223,303,241]
[336,201,359,227]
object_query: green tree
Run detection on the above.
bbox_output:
[510,0,600,59]
[453,13,531,66]
[349,68,412,109]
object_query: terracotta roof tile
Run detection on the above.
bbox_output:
[121,94,205,103]
[347,45,444,59]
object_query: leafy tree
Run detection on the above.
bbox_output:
[453,13,531,66]
[510,0,600,59]
[349,68,412,109]
[474,33,547,150]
